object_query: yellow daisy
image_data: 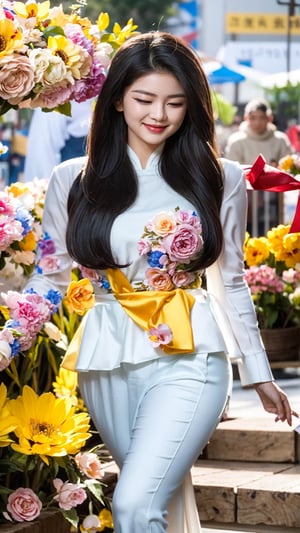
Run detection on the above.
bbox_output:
[7,385,91,464]
[52,366,79,407]
[47,35,84,79]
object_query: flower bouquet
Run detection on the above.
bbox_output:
[244,224,300,330]
[0,0,138,116]
[0,175,47,291]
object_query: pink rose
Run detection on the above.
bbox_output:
[6,488,42,522]
[137,238,151,256]
[145,268,174,291]
[0,56,35,104]
[53,478,87,511]
[172,270,196,288]
[37,255,60,273]
[75,452,103,479]
[81,514,101,532]
[175,209,202,232]
[148,324,173,348]
[163,225,203,263]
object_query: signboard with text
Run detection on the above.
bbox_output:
[226,13,300,34]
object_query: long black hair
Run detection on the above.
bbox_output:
[66,32,224,270]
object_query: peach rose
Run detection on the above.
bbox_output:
[6,488,42,522]
[66,278,95,315]
[0,56,35,104]
[75,452,103,479]
[145,268,174,291]
[150,212,177,237]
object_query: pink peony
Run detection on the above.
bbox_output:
[145,268,174,291]
[75,452,103,479]
[6,488,42,522]
[163,225,203,263]
[53,478,87,511]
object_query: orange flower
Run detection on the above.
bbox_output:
[66,278,95,315]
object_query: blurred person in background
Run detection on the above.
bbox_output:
[23,99,93,181]
[225,98,292,165]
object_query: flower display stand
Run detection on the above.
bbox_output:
[0,511,71,533]
[260,325,300,368]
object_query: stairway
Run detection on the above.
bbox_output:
[102,415,300,531]
[196,416,300,531]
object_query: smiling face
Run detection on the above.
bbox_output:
[115,71,187,167]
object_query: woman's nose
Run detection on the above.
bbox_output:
[150,103,167,121]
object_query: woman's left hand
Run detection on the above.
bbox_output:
[254,381,298,426]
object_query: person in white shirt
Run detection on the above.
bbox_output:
[24,33,297,533]
[23,99,93,181]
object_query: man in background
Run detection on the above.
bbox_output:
[225,98,292,165]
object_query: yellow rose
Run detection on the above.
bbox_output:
[66,278,95,315]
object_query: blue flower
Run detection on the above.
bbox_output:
[15,206,33,236]
[45,289,62,309]
[147,250,166,268]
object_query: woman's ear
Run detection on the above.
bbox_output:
[115,99,123,112]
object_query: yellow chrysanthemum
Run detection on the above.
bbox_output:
[48,35,84,79]
[19,231,37,252]
[244,236,270,267]
[52,367,79,407]
[267,224,290,262]
[0,18,22,57]
[0,383,18,447]
[13,0,50,20]
[7,385,91,464]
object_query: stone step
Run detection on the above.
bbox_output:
[204,417,299,463]
[193,459,300,529]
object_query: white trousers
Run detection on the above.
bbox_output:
[79,351,232,533]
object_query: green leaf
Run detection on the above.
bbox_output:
[84,479,104,502]
[60,507,79,528]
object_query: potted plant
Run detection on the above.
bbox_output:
[244,224,300,362]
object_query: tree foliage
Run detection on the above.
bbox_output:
[54,0,176,32]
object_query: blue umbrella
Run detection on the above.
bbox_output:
[207,65,246,84]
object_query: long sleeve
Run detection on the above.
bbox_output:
[24,157,86,295]
[207,158,273,386]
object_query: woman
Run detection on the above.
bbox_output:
[26,32,296,532]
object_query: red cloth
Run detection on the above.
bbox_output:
[244,154,300,233]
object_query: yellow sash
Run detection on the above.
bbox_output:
[62,268,196,370]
